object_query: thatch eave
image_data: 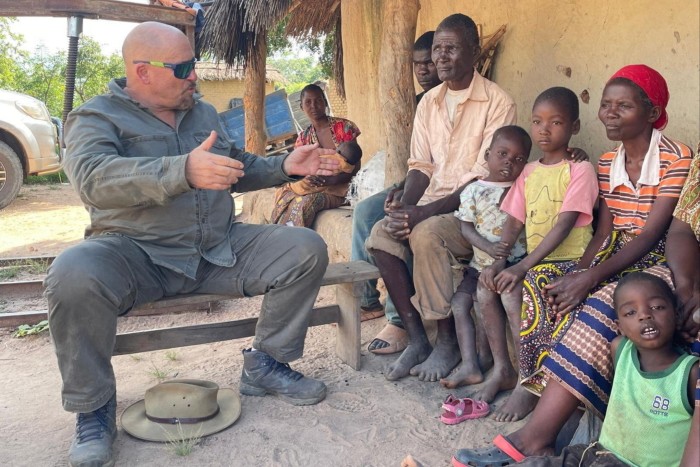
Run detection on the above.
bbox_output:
[196,61,286,84]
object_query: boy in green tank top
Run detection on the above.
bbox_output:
[517,271,699,467]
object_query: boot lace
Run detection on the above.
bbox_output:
[75,402,114,444]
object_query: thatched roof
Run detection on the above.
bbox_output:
[200,0,292,70]
[199,0,345,96]
[196,61,286,84]
[285,0,344,97]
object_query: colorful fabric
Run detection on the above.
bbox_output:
[599,338,697,467]
[289,153,356,196]
[270,188,346,227]
[408,71,517,205]
[598,136,693,236]
[609,64,669,130]
[272,117,360,227]
[673,149,700,241]
[519,259,579,392]
[539,233,670,418]
[294,116,360,148]
[501,160,597,261]
[455,179,526,270]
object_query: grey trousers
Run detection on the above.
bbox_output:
[45,223,328,413]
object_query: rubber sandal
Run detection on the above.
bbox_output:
[440,394,490,425]
[368,323,408,355]
[451,434,526,467]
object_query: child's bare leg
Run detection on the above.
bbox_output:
[491,287,539,422]
[440,291,484,388]
[475,309,494,372]
[410,317,462,382]
[471,284,518,403]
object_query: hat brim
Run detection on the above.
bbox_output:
[121,389,241,442]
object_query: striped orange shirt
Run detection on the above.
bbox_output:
[598,135,693,235]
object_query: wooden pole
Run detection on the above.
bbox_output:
[378,0,419,187]
[244,32,267,156]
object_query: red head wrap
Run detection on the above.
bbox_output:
[608,64,669,130]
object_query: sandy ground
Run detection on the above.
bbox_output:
[0,184,527,467]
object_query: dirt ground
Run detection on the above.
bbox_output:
[0,184,527,467]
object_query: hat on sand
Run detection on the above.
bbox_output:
[121,379,241,442]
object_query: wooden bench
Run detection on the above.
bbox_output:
[0,260,381,370]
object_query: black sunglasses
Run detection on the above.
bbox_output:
[132,58,197,79]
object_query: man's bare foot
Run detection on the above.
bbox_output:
[439,363,484,389]
[491,385,539,422]
[471,366,518,403]
[409,341,461,382]
[385,342,432,381]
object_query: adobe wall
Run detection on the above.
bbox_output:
[343,0,699,164]
[198,80,276,113]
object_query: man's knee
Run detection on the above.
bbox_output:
[283,227,329,268]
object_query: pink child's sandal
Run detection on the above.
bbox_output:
[440,394,490,425]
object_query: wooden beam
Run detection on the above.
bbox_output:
[0,0,196,48]
[113,305,340,355]
[0,0,194,25]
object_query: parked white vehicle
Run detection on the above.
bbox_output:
[0,90,63,209]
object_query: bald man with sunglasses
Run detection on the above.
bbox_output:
[47,21,340,466]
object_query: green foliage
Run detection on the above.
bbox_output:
[0,18,29,90]
[0,266,20,281]
[13,320,50,338]
[1,22,123,117]
[268,55,326,93]
[25,171,67,185]
[266,16,334,91]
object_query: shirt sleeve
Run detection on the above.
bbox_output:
[455,184,477,222]
[407,97,434,179]
[500,166,528,223]
[559,161,599,226]
[658,146,693,198]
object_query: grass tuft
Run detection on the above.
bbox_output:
[164,422,202,457]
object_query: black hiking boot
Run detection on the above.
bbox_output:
[239,348,326,406]
[68,392,117,467]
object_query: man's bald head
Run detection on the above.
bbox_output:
[122,22,197,113]
[123,21,192,66]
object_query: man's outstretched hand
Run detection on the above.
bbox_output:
[185,131,245,190]
[283,143,340,176]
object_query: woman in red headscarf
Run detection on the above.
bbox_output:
[452,65,694,467]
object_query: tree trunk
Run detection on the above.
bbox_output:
[244,33,267,156]
[378,0,419,187]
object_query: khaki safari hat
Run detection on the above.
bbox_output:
[121,379,241,442]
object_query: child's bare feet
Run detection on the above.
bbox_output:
[471,365,518,403]
[385,342,432,381]
[439,363,484,389]
[491,385,539,422]
[409,341,461,382]
[478,351,494,374]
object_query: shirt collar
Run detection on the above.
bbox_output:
[431,68,487,105]
[608,129,662,193]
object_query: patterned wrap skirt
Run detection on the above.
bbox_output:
[270,185,346,228]
[538,230,673,418]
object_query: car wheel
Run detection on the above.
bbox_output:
[0,141,23,210]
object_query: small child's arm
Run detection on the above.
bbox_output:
[495,211,579,293]
[480,215,524,292]
[680,363,700,467]
[460,221,506,259]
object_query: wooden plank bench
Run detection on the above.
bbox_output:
[0,261,381,370]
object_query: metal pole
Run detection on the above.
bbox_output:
[61,16,82,126]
